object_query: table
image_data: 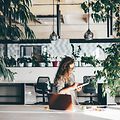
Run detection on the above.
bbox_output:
[0,105,120,120]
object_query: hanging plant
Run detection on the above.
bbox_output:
[81,0,120,37]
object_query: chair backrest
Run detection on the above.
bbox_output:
[36,76,51,92]
[83,76,96,94]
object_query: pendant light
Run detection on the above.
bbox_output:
[84,0,94,40]
[49,0,58,41]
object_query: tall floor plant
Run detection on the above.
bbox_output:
[95,44,120,96]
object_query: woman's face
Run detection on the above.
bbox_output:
[68,63,75,76]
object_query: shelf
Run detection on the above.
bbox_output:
[0,39,51,44]
[0,95,22,97]
[70,38,120,43]
[0,38,119,44]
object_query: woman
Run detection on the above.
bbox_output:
[53,56,82,105]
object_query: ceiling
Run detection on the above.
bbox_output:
[29,0,107,39]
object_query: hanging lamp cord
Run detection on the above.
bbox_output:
[53,0,55,31]
[88,0,90,30]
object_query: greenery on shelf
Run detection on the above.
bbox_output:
[17,57,32,66]
[95,43,120,96]
[81,0,120,37]
[81,54,100,67]
[17,57,27,64]
[71,44,81,59]
[4,56,16,67]
[0,57,15,81]
[0,0,36,40]
[26,57,32,63]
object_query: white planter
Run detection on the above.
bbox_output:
[19,63,24,67]
[27,63,32,67]
[39,62,46,67]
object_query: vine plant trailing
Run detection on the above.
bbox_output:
[81,0,120,37]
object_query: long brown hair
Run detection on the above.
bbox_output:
[54,56,74,85]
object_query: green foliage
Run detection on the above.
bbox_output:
[81,0,120,37]
[17,57,27,64]
[81,54,100,67]
[0,0,35,40]
[4,56,16,67]
[0,57,15,81]
[95,44,120,96]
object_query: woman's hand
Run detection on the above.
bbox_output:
[76,85,82,92]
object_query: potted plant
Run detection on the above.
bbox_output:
[71,44,81,66]
[9,56,16,67]
[52,56,58,67]
[39,54,46,67]
[95,43,120,97]
[81,53,100,67]
[39,53,50,67]
[26,57,32,67]
[17,57,27,67]
[31,55,39,67]
[0,57,15,81]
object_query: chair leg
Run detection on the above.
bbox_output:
[43,93,45,103]
[82,94,99,105]
[90,95,93,103]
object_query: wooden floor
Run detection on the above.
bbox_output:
[0,105,120,120]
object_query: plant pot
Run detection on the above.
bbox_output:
[19,63,24,67]
[39,62,46,67]
[52,61,58,67]
[27,63,32,67]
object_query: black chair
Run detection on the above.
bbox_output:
[82,76,98,105]
[35,76,52,104]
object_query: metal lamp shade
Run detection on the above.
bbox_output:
[49,31,58,41]
[84,29,94,40]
